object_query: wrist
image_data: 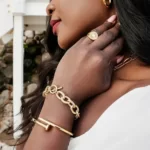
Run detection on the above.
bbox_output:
[40,94,74,131]
[51,81,83,106]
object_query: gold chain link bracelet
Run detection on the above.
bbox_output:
[42,85,80,119]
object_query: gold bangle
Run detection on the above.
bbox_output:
[42,85,80,119]
[32,118,51,130]
[38,117,73,136]
[32,117,73,136]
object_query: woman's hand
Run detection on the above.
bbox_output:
[52,15,124,106]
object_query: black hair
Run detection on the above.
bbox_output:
[114,0,150,64]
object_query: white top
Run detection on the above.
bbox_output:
[68,86,150,150]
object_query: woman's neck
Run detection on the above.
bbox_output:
[114,57,150,82]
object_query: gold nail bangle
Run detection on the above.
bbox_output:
[32,117,73,136]
[32,118,50,131]
[38,117,73,136]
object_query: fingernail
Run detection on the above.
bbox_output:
[117,56,124,64]
[107,15,117,23]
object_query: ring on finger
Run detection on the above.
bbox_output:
[87,30,99,41]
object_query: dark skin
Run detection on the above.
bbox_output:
[48,0,114,49]
[17,0,150,149]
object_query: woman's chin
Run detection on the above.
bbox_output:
[58,41,68,50]
[57,30,83,50]
[57,36,73,50]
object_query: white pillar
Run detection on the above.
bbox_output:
[13,15,24,139]
[13,0,26,139]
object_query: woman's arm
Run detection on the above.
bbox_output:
[23,94,74,150]
[21,16,122,150]
[16,143,25,150]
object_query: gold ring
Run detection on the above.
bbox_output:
[87,31,99,41]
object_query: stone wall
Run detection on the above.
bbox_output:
[0,30,51,149]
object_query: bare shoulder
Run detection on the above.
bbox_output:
[16,142,26,150]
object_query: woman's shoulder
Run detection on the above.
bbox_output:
[111,85,150,115]
[68,85,150,150]
[124,85,150,100]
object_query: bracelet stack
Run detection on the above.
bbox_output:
[31,84,80,136]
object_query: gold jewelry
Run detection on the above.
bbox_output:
[32,117,73,136]
[32,118,50,130]
[87,31,99,41]
[114,56,136,71]
[43,85,80,119]
[103,0,112,7]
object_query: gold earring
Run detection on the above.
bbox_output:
[103,0,112,7]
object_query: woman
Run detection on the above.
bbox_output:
[16,0,150,149]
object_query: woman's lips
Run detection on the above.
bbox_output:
[52,21,61,35]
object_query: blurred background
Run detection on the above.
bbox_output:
[0,0,49,149]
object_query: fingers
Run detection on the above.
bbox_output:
[92,23,120,50]
[103,37,124,60]
[84,15,117,44]
[81,15,123,64]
